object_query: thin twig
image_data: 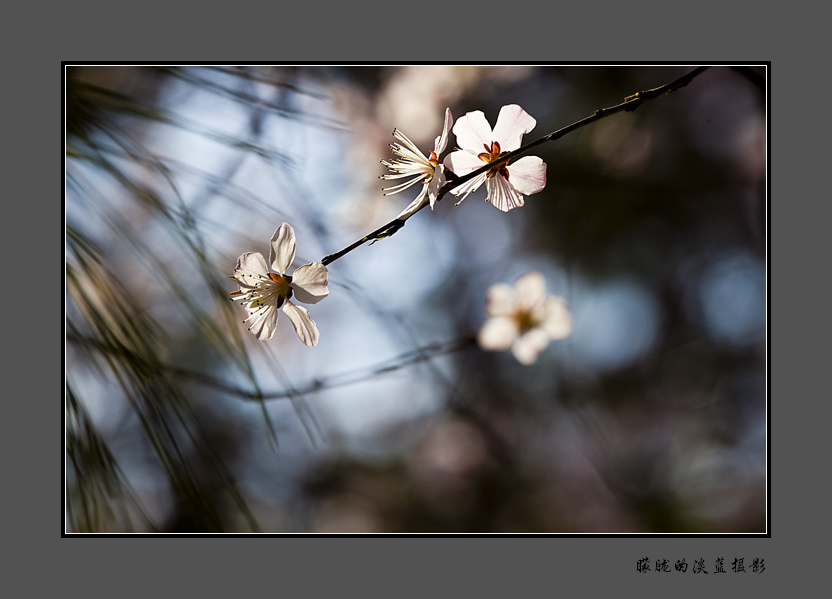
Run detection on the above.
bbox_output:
[68,332,477,402]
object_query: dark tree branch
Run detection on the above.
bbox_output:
[321,66,712,267]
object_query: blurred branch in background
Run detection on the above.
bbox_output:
[65,65,767,533]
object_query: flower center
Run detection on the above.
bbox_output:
[477,141,510,180]
[267,273,293,305]
[428,150,439,168]
[513,308,536,334]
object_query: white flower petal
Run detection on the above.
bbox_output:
[452,110,494,153]
[486,175,525,212]
[290,262,329,304]
[506,156,547,196]
[434,108,453,155]
[427,165,446,210]
[282,301,320,347]
[478,316,518,352]
[484,283,515,317]
[514,272,547,309]
[269,223,296,275]
[491,104,537,153]
[245,302,279,340]
[445,151,488,199]
[444,149,487,176]
[541,296,573,340]
[512,329,550,365]
[396,186,429,220]
[232,252,269,288]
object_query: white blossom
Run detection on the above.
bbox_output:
[477,272,571,364]
[381,108,453,219]
[230,223,328,346]
[444,104,547,212]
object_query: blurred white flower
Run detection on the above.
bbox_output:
[477,271,572,364]
[230,223,329,345]
[381,108,453,219]
[444,104,547,212]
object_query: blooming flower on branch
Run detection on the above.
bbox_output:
[381,108,453,219]
[444,104,547,212]
[477,271,572,364]
[230,223,329,346]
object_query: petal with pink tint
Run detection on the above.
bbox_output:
[486,175,524,212]
[444,148,488,176]
[491,105,537,152]
[452,110,494,152]
[506,156,547,196]
[445,150,488,200]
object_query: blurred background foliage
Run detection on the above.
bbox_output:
[65,65,766,533]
